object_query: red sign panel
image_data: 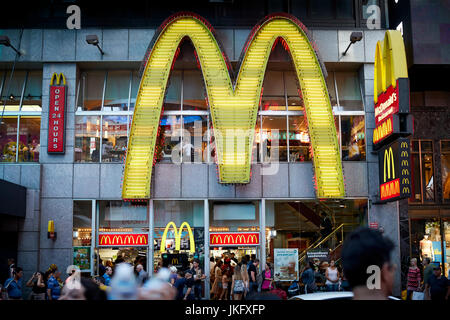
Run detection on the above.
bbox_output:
[209,232,259,246]
[47,85,66,153]
[374,82,399,126]
[98,234,148,246]
[373,116,393,145]
[380,178,401,201]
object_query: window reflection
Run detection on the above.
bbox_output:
[335,72,363,111]
[261,116,287,162]
[75,116,101,162]
[0,117,18,162]
[102,115,127,162]
[81,71,104,111]
[183,70,207,111]
[18,116,40,162]
[157,115,181,163]
[103,71,130,111]
[288,116,311,162]
[341,115,366,161]
[441,141,450,201]
[182,115,208,163]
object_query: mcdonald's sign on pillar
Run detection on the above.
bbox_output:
[372,30,412,149]
[47,73,67,154]
[378,138,411,202]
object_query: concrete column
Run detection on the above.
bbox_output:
[260,199,266,282]
[203,199,210,300]
[149,199,154,277]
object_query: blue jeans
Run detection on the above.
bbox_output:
[193,282,202,300]
[326,283,339,292]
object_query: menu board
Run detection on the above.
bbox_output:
[73,247,91,271]
[274,248,298,281]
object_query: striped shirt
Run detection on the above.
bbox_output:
[407,267,421,290]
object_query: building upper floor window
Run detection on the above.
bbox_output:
[0,70,42,163]
[441,141,450,202]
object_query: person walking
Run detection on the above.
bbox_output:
[325,260,340,291]
[406,258,421,300]
[240,259,250,299]
[425,264,449,301]
[174,271,186,300]
[210,260,223,300]
[219,267,230,300]
[3,267,23,300]
[248,259,260,294]
[26,271,46,300]
[301,261,317,294]
[422,257,433,290]
[231,264,245,301]
[190,259,206,300]
[135,264,148,286]
[183,271,195,300]
[261,262,274,292]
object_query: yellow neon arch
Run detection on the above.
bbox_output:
[374,30,408,103]
[123,13,344,199]
[160,221,196,254]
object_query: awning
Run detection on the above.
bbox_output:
[0,179,26,218]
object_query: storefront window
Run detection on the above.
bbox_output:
[75,115,101,162]
[182,115,208,163]
[101,115,127,162]
[183,70,207,111]
[81,71,105,111]
[285,71,304,111]
[0,117,18,162]
[325,73,338,107]
[335,72,363,111]
[129,71,141,111]
[18,116,40,162]
[154,200,204,272]
[441,141,450,202]
[103,71,130,111]
[410,140,435,203]
[261,116,288,162]
[1,71,26,111]
[341,115,366,161]
[73,201,92,272]
[156,115,181,163]
[410,218,444,266]
[444,219,450,277]
[261,71,285,111]
[288,116,311,162]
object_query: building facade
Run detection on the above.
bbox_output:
[0,0,409,297]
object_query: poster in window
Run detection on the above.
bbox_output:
[274,248,298,281]
[73,247,91,271]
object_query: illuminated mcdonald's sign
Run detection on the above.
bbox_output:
[160,221,195,253]
[48,73,67,154]
[210,232,260,246]
[122,12,344,200]
[372,30,411,149]
[98,234,148,246]
[378,138,411,202]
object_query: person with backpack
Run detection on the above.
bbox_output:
[261,262,274,292]
[231,264,245,300]
[3,267,23,300]
[301,261,317,294]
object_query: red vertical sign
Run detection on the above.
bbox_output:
[47,84,66,153]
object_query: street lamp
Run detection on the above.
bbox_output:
[85,34,105,55]
[342,31,363,56]
[0,35,22,56]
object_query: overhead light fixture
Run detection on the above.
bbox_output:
[85,34,105,55]
[0,35,22,56]
[9,94,14,100]
[342,31,363,56]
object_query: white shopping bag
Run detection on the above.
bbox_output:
[412,291,425,300]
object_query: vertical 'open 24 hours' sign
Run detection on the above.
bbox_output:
[47,73,67,154]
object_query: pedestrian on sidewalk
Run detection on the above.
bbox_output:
[406,258,421,300]
[26,271,46,300]
[425,264,449,301]
[3,267,23,300]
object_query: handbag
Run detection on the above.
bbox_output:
[412,291,425,300]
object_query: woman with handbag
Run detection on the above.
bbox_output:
[406,258,421,300]
[26,271,46,300]
[261,262,274,292]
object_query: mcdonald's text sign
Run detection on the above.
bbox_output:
[210,232,259,246]
[47,73,67,154]
[378,138,411,202]
[98,234,148,246]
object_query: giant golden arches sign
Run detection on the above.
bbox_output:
[123,13,344,199]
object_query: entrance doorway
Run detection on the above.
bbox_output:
[97,247,148,273]
[210,247,257,264]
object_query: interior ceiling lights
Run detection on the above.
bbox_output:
[123,12,345,200]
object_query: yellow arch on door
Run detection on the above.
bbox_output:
[122,13,344,199]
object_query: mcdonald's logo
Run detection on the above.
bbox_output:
[401,142,408,148]
[160,221,195,253]
[402,178,409,184]
[402,187,410,194]
[373,116,393,144]
[209,232,260,246]
[50,73,66,86]
[122,12,344,200]
[98,234,148,246]
[401,151,408,157]
[402,169,409,175]
[171,258,179,265]
[401,160,409,166]
[384,147,395,183]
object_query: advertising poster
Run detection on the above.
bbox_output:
[274,248,298,281]
[73,247,91,271]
